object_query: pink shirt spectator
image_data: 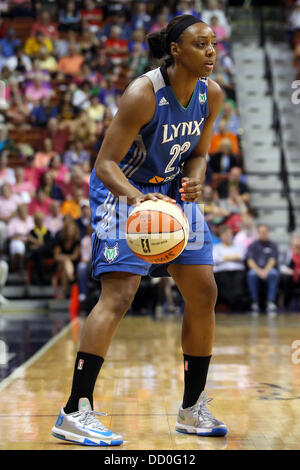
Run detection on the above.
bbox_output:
[211,25,228,54]
[44,213,63,235]
[0,194,22,219]
[211,24,228,40]
[24,166,43,188]
[28,197,52,216]
[7,215,34,241]
[11,181,35,201]
[25,83,52,101]
[34,151,57,169]
[51,164,69,188]
[233,231,258,252]
[31,21,59,40]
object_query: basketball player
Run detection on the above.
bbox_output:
[52,15,227,446]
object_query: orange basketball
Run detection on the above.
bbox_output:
[126,200,189,264]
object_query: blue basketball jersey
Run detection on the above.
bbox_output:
[119,65,209,185]
[89,65,214,278]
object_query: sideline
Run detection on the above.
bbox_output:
[0,320,77,392]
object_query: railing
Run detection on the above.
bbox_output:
[260,7,296,232]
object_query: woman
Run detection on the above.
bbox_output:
[52,15,227,446]
[68,109,97,145]
[202,184,228,227]
[126,42,148,79]
[213,225,247,311]
[28,187,52,216]
[233,211,258,252]
[31,96,58,127]
[33,138,58,169]
[25,72,53,103]
[0,151,16,186]
[63,139,91,170]
[86,95,106,129]
[27,211,53,285]
[219,186,248,234]
[5,94,31,131]
[79,26,100,57]
[11,167,35,203]
[48,154,70,189]
[7,203,34,273]
[53,218,81,298]
[56,91,76,129]
[59,1,82,33]
[40,170,64,201]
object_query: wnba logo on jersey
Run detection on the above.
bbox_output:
[161,119,204,144]
[199,92,207,104]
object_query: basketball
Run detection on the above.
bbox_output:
[125,200,189,264]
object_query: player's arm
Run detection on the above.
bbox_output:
[94,78,176,206]
[180,79,223,202]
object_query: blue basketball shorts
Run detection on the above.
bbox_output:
[89,171,213,279]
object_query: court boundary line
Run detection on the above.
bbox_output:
[0,320,76,393]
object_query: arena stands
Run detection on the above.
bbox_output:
[0,0,297,316]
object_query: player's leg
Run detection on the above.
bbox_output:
[51,271,141,446]
[168,263,227,436]
[78,271,141,358]
[168,263,216,370]
[60,257,75,297]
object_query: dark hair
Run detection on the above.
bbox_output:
[146,15,204,66]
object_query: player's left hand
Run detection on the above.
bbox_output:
[179,177,203,202]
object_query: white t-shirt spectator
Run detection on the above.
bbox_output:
[0,167,16,186]
[213,242,245,273]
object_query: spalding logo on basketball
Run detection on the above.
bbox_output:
[126,200,189,264]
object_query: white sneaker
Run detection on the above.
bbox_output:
[251,301,259,317]
[267,301,277,317]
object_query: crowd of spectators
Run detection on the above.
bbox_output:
[0,0,298,315]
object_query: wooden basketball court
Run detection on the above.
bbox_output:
[0,313,300,450]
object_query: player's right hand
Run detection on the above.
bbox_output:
[135,193,177,206]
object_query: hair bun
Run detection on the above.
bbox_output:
[146,30,167,59]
